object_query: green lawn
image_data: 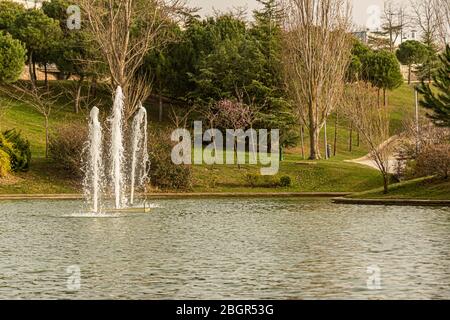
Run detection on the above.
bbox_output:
[0,81,426,195]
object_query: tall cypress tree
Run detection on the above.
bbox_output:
[417,45,450,127]
[251,0,297,148]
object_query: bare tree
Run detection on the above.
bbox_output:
[343,82,393,194]
[433,0,450,46]
[368,1,409,51]
[215,99,255,168]
[282,0,353,160]
[78,0,185,120]
[0,84,62,158]
[169,104,196,129]
[410,0,441,46]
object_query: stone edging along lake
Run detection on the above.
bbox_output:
[2,194,449,206]
[0,192,350,201]
[333,197,450,207]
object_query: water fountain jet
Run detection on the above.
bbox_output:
[130,104,149,206]
[83,107,104,213]
[109,86,126,209]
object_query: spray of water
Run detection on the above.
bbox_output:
[129,104,149,205]
[84,87,150,212]
[109,86,125,209]
[83,107,104,213]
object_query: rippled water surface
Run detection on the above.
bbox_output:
[0,198,449,299]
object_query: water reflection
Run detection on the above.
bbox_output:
[0,198,449,299]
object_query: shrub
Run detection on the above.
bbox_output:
[416,144,450,179]
[244,173,282,188]
[245,173,259,187]
[1,129,31,172]
[279,175,292,187]
[148,128,192,191]
[260,175,280,187]
[0,148,11,177]
[397,121,450,180]
[49,123,87,177]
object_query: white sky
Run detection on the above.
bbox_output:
[189,0,408,28]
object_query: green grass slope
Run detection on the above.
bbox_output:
[348,177,450,200]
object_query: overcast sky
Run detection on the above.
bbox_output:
[189,0,402,28]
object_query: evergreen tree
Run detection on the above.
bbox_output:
[415,44,441,83]
[361,50,403,107]
[43,0,98,112]
[0,1,25,32]
[251,0,284,89]
[0,31,26,84]
[417,45,450,127]
[396,40,428,84]
[346,39,371,82]
[10,9,62,88]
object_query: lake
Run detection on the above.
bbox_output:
[0,198,449,299]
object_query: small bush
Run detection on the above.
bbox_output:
[1,129,31,172]
[0,148,11,177]
[279,175,292,187]
[245,173,259,187]
[148,128,192,191]
[397,123,450,180]
[244,173,282,188]
[49,123,87,177]
[260,175,280,187]
[416,144,450,179]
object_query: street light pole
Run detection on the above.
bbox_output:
[415,88,420,154]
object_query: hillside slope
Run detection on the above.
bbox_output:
[0,83,418,194]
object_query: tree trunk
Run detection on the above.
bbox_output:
[158,80,163,122]
[383,89,388,108]
[408,64,411,85]
[28,53,35,89]
[309,126,321,160]
[324,119,328,159]
[45,117,49,159]
[383,173,389,194]
[300,125,305,160]
[32,61,37,84]
[74,78,83,114]
[333,113,338,156]
[356,131,360,147]
[348,122,353,152]
[377,89,381,108]
[234,140,240,169]
[90,77,98,98]
[44,64,48,90]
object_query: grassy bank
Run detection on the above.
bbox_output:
[347,177,450,200]
[0,82,428,195]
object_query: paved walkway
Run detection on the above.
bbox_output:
[345,134,404,174]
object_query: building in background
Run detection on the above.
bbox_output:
[12,0,45,9]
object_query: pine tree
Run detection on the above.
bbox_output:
[417,45,450,127]
[415,44,441,83]
[251,0,296,147]
[251,0,284,89]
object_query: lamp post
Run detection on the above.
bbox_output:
[415,87,420,154]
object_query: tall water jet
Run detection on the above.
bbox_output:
[83,107,104,213]
[129,104,149,205]
[109,86,125,209]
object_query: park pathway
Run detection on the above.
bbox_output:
[345,134,406,174]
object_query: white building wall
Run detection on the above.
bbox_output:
[12,0,46,9]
